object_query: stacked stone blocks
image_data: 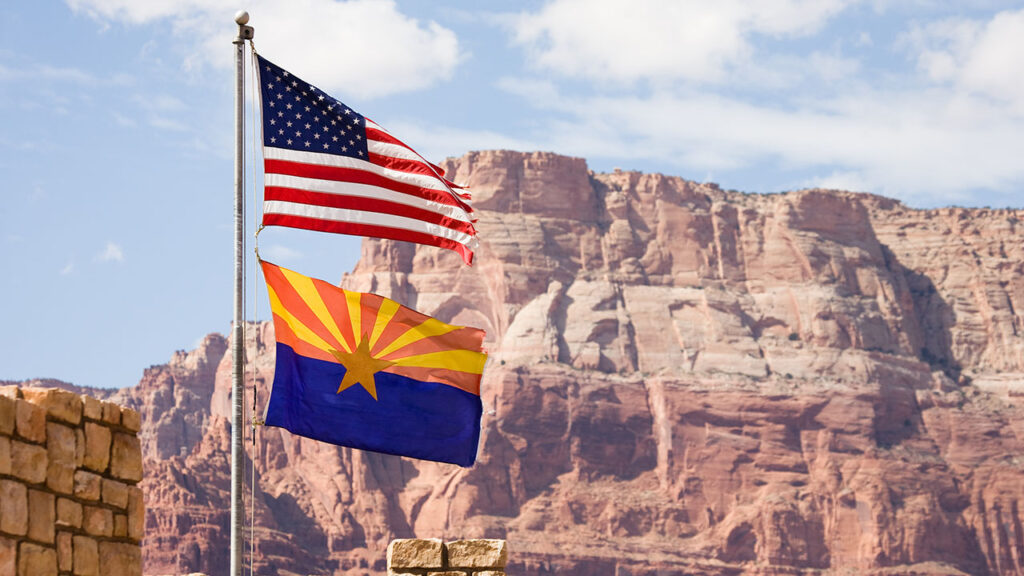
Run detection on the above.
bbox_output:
[0,386,143,576]
[388,539,507,576]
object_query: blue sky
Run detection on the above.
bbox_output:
[2,0,1022,389]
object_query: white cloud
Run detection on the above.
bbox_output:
[959,10,1024,109]
[495,80,1024,202]
[65,0,463,99]
[726,49,863,92]
[905,9,1024,112]
[806,169,873,193]
[97,242,124,263]
[512,0,854,84]
[906,18,982,82]
[60,262,75,276]
[492,5,1024,203]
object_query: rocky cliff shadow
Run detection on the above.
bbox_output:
[850,242,957,450]
[878,244,963,383]
[262,490,334,572]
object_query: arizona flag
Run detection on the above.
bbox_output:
[260,260,487,467]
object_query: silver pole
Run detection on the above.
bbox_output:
[231,10,253,576]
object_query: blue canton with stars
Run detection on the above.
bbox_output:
[257,55,369,159]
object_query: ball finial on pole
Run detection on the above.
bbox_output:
[234,11,254,42]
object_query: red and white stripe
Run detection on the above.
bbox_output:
[262,119,478,264]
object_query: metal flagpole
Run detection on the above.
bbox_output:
[232,10,254,576]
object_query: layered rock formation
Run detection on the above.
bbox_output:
[54,151,1024,574]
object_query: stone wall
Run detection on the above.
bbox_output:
[387,539,507,576]
[0,386,144,576]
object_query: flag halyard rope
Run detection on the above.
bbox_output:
[247,39,262,576]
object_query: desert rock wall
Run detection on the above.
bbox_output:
[341,151,1024,575]
[64,150,1023,575]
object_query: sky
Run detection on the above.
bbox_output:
[2,0,1023,389]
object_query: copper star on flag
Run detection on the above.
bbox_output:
[330,336,396,400]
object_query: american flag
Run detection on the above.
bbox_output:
[256,55,478,264]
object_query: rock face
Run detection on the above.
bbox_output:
[64,151,1024,575]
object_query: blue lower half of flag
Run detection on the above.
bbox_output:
[264,343,483,467]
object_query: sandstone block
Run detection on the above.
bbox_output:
[121,408,141,432]
[0,535,15,575]
[82,422,111,473]
[18,542,56,576]
[0,479,28,535]
[388,538,444,569]
[21,387,82,425]
[11,440,47,484]
[82,506,113,537]
[100,401,121,426]
[82,396,103,421]
[110,432,142,482]
[474,572,506,576]
[0,437,10,475]
[113,514,128,537]
[46,422,77,494]
[427,572,467,576]
[73,535,98,576]
[75,428,85,467]
[46,422,76,463]
[98,541,141,576]
[127,486,144,542]
[446,539,508,568]
[0,395,15,435]
[46,460,75,494]
[74,471,101,501]
[57,498,83,529]
[14,398,45,443]
[102,478,130,509]
[57,531,72,572]
[27,489,55,544]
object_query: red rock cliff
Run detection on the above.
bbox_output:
[112,151,1024,575]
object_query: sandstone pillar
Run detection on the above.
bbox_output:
[387,538,507,576]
